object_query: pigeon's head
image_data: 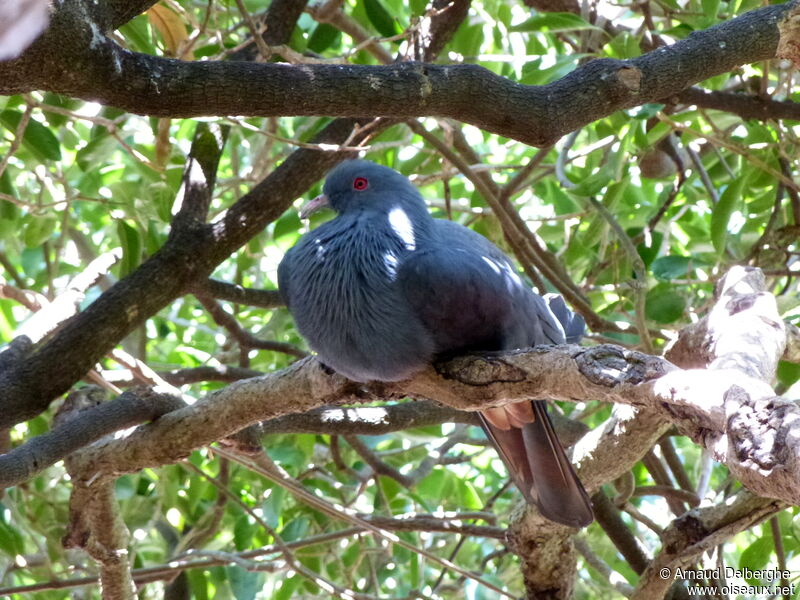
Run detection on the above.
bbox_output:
[300,160,424,218]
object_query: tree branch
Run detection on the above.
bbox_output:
[229,0,309,62]
[632,491,785,599]
[100,1,160,31]
[60,387,140,600]
[171,122,229,230]
[1,2,796,147]
[0,1,472,430]
[677,86,800,121]
[258,400,477,435]
[191,279,284,308]
[194,293,307,358]
[0,122,229,427]
[103,365,265,386]
[21,266,792,511]
[0,386,184,488]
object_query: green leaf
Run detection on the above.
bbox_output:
[233,512,255,551]
[23,215,57,247]
[41,93,81,127]
[307,24,341,53]
[115,476,137,500]
[777,360,800,389]
[710,179,744,254]
[363,0,399,37]
[281,517,309,542]
[187,570,209,600]
[0,517,25,555]
[274,575,302,600]
[0,218,17,240]
[77,132,117,171]
[509,12,599,33]
[417,468,454,505]
[519,55,582,85]
[635,230,664,269]
[651,255,691,281]
[607,31,642,59]
[645,283,686,323]
[116,220,142,277]
[0,109,61,161]
[227,566,261,600]
[21,247,44,277]
[701,0,721,19]
[568,167,613,197]
[738,535,773,583]
[118,14,157,54]
[643,121,671,145]
[456,478,482,510]
[267,440,307,470]
[273,209,302,242]
[262,486,286,529]
[409,0,427,16]
[0,171,19,230]
[148,181,175,222]
[0,168,14,199]
[450,23,483,57]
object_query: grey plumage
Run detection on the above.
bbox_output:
[278,160,593,527]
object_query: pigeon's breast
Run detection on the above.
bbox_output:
[283,220,435,382]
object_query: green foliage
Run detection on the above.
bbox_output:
[0,109,61,161]
[1,0,799,599]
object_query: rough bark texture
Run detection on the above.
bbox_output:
[632,492,785,599]
[1,2,798,598]
[0,3,795,147]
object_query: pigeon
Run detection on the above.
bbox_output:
[278,160,593,527]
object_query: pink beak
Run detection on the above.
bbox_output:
[299,193,330,219]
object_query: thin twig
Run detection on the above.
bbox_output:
[0,101,33,179]
[215,447,518,599]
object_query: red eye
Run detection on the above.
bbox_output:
[353,176,369,191]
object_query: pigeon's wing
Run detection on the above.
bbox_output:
[396,244,516,353]
[397,226,592,527]
[430,221,573,345]
[277,247,295,309]
[544,293,585,344]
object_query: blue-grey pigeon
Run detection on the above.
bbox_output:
[278,160,593,527]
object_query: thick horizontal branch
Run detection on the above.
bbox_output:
[53,284,797,512]
[258,400,477,435]
[1,395,593,490]
[0,387,184,488]
[0,346,671,484]
[1,2,796,146]
[51,349,653,487]
[4,273,792,513]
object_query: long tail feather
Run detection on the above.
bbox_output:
[479,400,593,527]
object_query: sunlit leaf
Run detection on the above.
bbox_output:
[0,109,61,161]
[710,178,744,254]
[645,283,686,323]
